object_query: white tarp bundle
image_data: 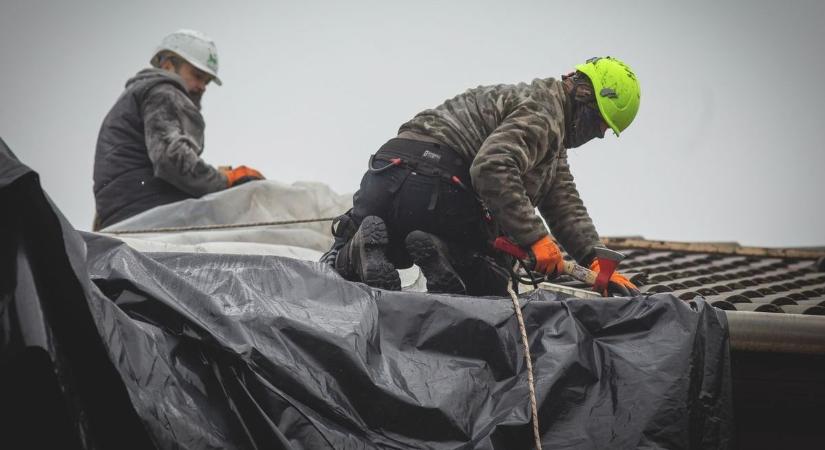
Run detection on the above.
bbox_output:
[101,180,351,258]
[99,180,425,289]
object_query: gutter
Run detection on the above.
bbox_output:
[537,283,825,355]
[725,311,825,354]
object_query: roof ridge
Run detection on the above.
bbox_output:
[601,237,825,260]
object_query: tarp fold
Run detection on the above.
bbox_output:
[0,139,733,449]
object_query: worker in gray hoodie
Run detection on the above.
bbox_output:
[93,29,264,230]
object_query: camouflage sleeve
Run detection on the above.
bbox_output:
[537,150,601,265]
[469,101,560,247]
[142,84,227,196]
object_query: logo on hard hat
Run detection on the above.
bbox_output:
[208,53,218,67]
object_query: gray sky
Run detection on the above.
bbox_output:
[2,0,823,246]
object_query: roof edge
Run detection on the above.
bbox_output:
[726,310,825,354]
[601,237,825,260]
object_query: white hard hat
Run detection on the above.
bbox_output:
[151,29,222,85]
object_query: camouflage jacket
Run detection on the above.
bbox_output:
[398,78,600,264]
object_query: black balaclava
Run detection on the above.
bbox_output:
[562,72,606,148]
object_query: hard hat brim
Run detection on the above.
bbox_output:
[153,47,222,86]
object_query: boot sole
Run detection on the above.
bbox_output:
[357,217,401,290]
[406,232,466,294]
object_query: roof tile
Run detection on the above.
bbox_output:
[561,239,825,315]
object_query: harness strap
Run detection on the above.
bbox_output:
[367,137,495,222]
[427,178,440,211]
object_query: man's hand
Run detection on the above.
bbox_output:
[221,165,265,187]
[590,259,640,296]
[530,235,565,276]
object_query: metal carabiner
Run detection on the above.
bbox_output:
[368,154,403,173]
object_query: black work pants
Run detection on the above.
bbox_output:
[349,138,511,296]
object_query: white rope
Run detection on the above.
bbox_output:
[103,217,337,235]
[506,280,542,450]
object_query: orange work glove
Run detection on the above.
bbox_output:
[589,259,640,296]
[221,165,265,187]
[529,235,565,275]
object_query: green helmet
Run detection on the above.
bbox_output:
[574,56,640,136]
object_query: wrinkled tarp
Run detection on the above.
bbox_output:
[95,177,426,290]
[101,178,353,257]
[1,139,733,449]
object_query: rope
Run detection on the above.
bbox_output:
[507,280,542,450]
[103,217,337,235]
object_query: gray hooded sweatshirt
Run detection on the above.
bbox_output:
[93,68,227,228]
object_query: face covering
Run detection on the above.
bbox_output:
[188,89,203,109]
[565,102,604,148]
[563,73,606,148]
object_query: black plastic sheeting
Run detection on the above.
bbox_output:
[1,139,733,449]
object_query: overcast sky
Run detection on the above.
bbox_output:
[2,0,823,246]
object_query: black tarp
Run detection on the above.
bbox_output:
[1,139,733,449]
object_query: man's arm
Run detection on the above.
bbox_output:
[537,149,601,265]
[142,84,227,196]
[470,100,561,247]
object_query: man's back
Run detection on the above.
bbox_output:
[399,78,566,166]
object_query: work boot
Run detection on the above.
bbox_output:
[319,210,357,269]
[334,216,401,290]
[404,231,466,294]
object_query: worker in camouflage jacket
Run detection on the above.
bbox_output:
[323,57,642,296]
[93,29,264,230]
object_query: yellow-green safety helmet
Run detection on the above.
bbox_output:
[575,56,640,136]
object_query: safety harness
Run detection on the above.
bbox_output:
[369,138,492,221]
[369,138,538,293]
